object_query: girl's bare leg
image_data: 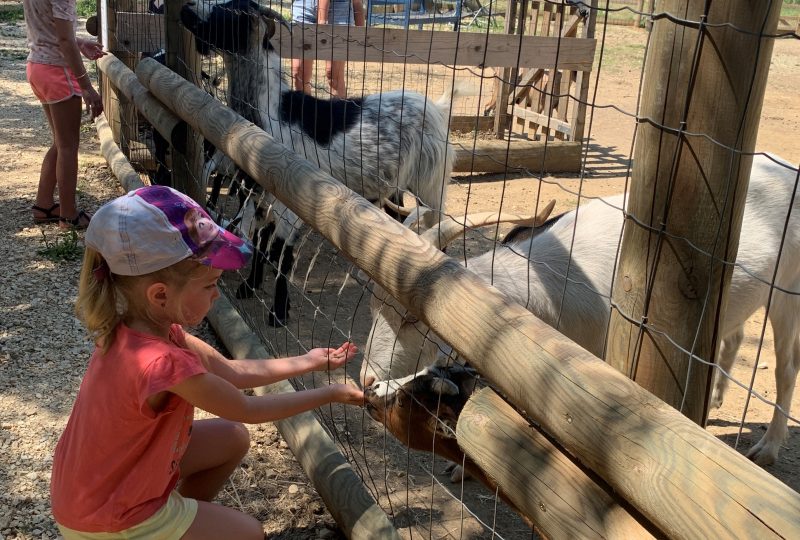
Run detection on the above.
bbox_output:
[47,96,85,226]
[34,104,59,216]
[292,58,314,94]
[327,60,346,97]
[179,418,261,539]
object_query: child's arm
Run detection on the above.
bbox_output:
[183,333,358,389]
[52,19,103,119]
[169,371,364,423]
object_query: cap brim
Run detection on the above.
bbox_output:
[194,227,252,271]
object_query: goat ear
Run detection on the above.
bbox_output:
[427,411,457,440]
[429,377,459,396]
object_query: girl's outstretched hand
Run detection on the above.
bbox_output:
[306,342,358,371]
[329,383,365,405]
[78,39,106,60]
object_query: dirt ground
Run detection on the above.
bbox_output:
[1,11,799,540]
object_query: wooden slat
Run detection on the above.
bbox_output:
[96,53,187,153]
[452,139,581,173]
[509,106,572,136]
[115,12,163,53]
[95,114,147,192]
[116,13,596,69]
[458,388,655,539]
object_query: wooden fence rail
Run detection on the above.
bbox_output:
[135,55,800,539]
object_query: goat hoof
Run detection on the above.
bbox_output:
[235,283,256,299]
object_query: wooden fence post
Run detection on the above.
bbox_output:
[604,1,782,423]
[164,0,205,203]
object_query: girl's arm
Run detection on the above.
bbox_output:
[169,371,364,424]
[53,18,104,118]
[183,333,358,389]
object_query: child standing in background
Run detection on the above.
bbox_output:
[23,0,105,229]
[50,186,364,539]
[292,0,366,96]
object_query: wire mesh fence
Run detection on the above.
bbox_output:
[97,0,800,536]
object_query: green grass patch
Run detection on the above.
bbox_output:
[782,3,800,18]
[0,4,24,22]
[38,229,84,263]
[76,0,96,17]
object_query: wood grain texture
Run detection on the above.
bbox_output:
[452,139,581,173]
[135,57,800,540]
[115,13,596,69]
[458,388,656,539]
[207,296,400,540]
[605,1,783,423]
[94,114,146,192]
[97,54,188,154]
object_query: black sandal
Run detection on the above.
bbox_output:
[32,203,61,224]
[59,210,92,230]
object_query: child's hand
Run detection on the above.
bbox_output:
[306,342,358,371]
[329,383,364,405]
[78,39,106,60]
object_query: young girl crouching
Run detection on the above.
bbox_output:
[50,186,364,539]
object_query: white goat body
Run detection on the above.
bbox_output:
[362,154,800,466]
[182,0,454,324]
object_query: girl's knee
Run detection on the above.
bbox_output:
[226,420,250,456]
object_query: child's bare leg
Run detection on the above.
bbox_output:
[292,58,314,94]
[179,418,250,501]
[35,105,59,212]
[181,500,263,539]
[180,419,261,539]
[47,96,83,223]
[326,60,346,97]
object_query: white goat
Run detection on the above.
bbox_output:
[181,0,454,325]
[362,154,800,466]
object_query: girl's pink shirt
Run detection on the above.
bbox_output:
[50,323,207,532]
[23,0,77,66]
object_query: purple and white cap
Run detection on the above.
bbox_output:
[85,186,252,276]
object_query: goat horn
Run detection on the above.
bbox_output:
[257,6,291,30]
[402,206,442,232]
[421,199,556,249]
[380,197,414,218]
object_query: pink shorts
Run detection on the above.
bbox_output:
[26,62,83,105]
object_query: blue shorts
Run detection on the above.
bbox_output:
[292,0,355,25]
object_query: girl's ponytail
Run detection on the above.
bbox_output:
[75,247,119,352]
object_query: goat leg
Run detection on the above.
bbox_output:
[235,222,275,299]
[268,241,294,327]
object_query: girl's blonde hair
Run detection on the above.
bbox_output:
[76,247,206,352]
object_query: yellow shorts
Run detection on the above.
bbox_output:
[56,491,198,540]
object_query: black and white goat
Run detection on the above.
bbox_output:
[181,0,454,325]
[361,154,800,467]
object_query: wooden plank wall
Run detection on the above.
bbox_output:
[115,13,596,70]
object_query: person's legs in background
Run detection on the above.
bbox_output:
[326,59,346,97]
[33,104,60,221]
[46,96,89,228]
[292,58,314,94]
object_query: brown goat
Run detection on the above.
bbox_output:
[364,365,538,532]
